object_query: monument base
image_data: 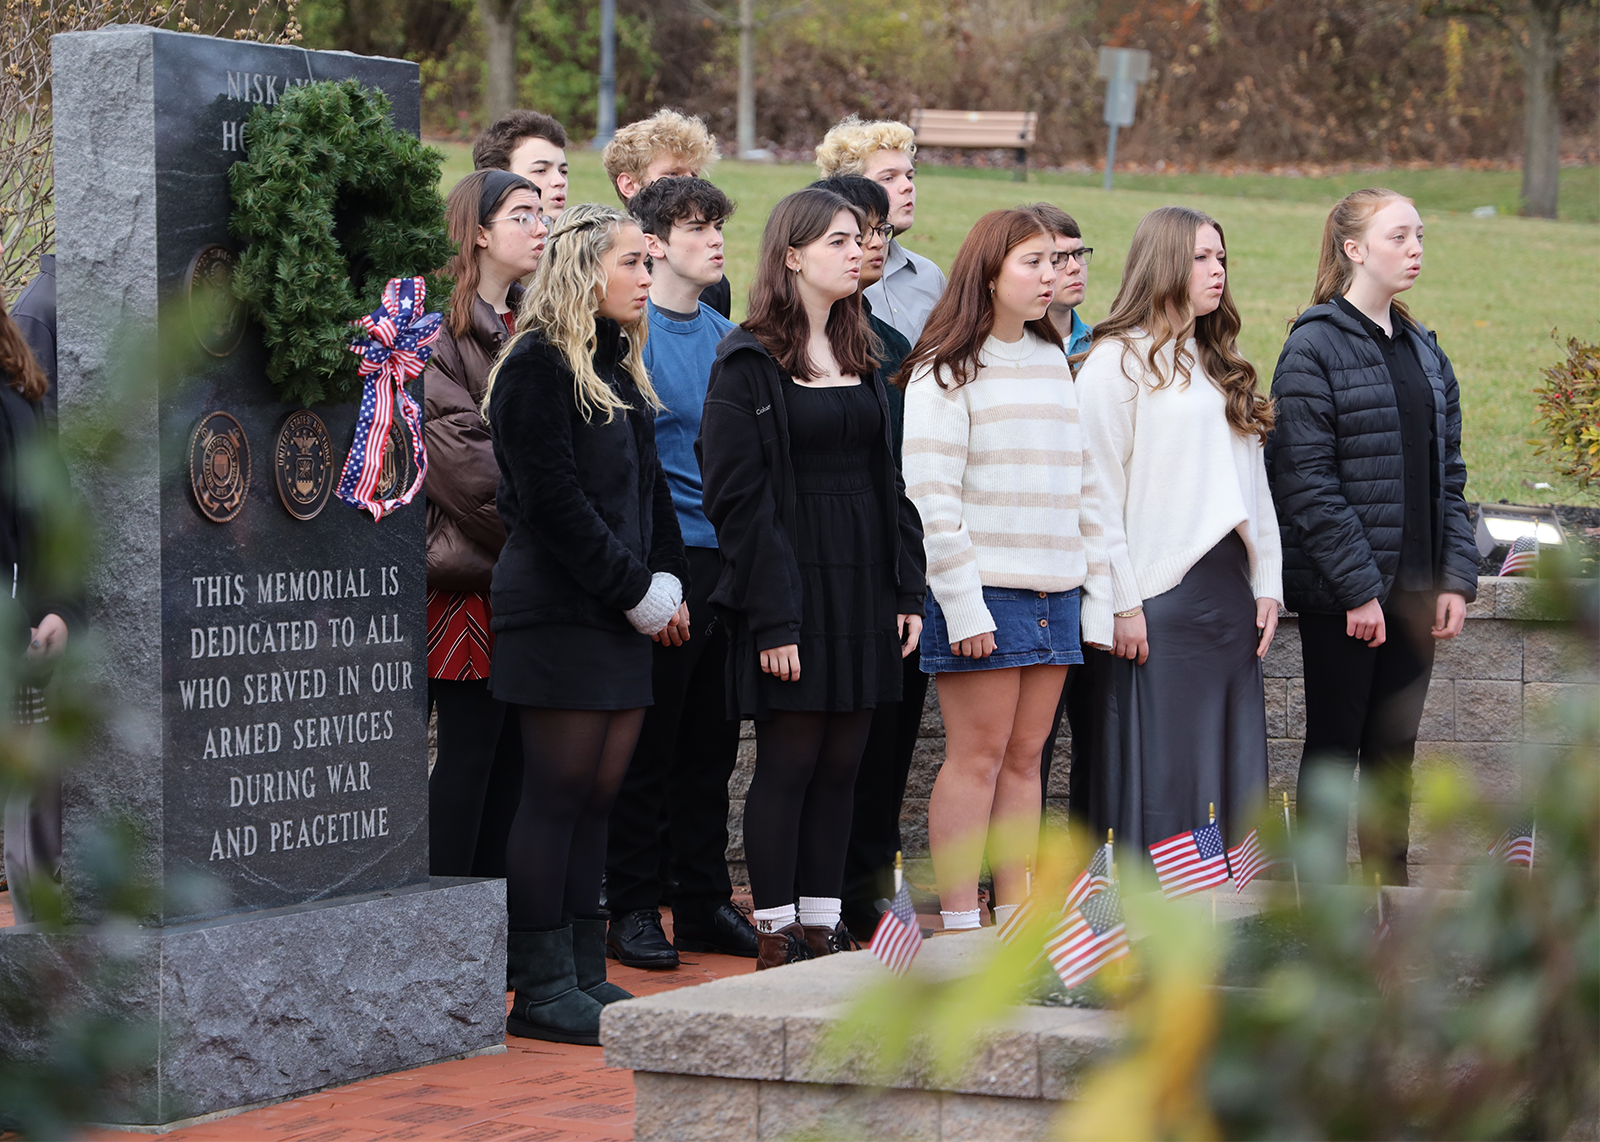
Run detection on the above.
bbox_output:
[0,877,506,1126]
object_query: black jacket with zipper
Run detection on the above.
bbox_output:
[486,318,688,635]
[1265,302,1478,614]
[696,328,925,652]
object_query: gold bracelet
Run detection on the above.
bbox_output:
[1114,606,1143,618]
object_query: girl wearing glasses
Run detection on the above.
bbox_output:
[901,208,1107,932]
[423,170,548,887]
[484,203,688,1043]
[1076,206,1281,859]
[1268,189,1476,885]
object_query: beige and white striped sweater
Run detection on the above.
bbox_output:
[902,332,1109,645]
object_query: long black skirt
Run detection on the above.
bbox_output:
[1091,530,1268,854]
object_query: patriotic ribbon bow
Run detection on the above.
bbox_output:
[337,276,439,521]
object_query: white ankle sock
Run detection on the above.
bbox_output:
[797,896,841,929]
[940,909,981,931]
[752,904,797,933]
[992,904,1019,927]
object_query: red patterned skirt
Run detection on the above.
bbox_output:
[426,589,495,681]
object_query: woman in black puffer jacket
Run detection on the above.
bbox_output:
[1267,188,1478,886]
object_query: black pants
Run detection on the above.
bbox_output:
[428,677,523,877]
[1296,590,1437,885]
[605,547,741,917]
[841,648,929,928]
[1038,646,1110,828]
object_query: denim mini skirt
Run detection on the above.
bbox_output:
[920,586,1084,674]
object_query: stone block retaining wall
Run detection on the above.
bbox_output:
[725,577,1596,886]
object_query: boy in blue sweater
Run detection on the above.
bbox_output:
[604,177,759,967]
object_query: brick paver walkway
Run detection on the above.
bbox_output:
[0,892,756,1141]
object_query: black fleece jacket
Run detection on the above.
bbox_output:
[1265,302,1478,614]
[696,328,926,651]
[487,319,688,635]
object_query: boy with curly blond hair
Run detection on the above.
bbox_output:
[602,109,729,316]
[815,115,945,343]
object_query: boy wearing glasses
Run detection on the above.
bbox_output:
[815,115,946,345]
[602,177,760,969]
[1029,202,1094,358]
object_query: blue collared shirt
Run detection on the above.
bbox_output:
[1064,308,1092,360]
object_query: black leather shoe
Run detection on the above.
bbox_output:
[672,900,760,958]
[605,908,680,969]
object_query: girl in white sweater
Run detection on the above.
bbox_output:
[901,209,1108,931]
[1075,206,1281,856]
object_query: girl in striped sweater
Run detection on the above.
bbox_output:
[899,209,1108,931]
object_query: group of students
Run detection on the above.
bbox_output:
[417,108,1479,1048]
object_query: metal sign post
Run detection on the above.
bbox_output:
[1097,47,1150,191]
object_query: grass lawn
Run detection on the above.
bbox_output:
[436,143,1600,506]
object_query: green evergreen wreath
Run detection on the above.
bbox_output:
[228,79,454,406]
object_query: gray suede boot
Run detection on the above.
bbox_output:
[506,927,605,1045]
[572,917,633,1005]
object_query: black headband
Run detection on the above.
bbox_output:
[479,170,538,225]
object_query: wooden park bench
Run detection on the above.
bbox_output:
[909,108,1040,181]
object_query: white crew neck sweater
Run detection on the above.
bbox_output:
[902,332,1109,645]
[1074,332,1283,646]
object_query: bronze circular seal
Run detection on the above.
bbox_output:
[372,417,414,502]
[273,410,335,521]
[183,244,246,358]
[188,411,251,523]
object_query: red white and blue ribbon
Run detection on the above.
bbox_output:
[338,276,440,521]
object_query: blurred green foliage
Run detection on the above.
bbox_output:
[835,580,1598,1140]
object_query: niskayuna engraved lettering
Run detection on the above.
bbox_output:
[289,710,394,749]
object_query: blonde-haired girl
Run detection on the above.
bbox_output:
[1268,189,1476,886]
[485,202,689,1045]
[1076,205,1282,858]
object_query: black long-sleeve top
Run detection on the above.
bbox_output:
[696,328,925,651]
[486,319,687,634]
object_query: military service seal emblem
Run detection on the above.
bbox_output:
[188,411,250,523]
[273,410,335,520]
[183,244,246,358]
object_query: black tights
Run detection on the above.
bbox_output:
[505,706,644,931]
[744,709,874,911]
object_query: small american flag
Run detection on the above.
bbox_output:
[868,883,923,975]
[1227,828,1280,893]
[1045,882,1130,990]
[1149,822,1230,899]
[1488,821,1536,867]
[999,844,1112,946]
[1498,534,1538,576]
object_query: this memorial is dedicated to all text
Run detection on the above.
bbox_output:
[0,28,505,1126]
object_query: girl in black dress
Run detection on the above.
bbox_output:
[699,188,926,968]
[485,203,689,1044]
